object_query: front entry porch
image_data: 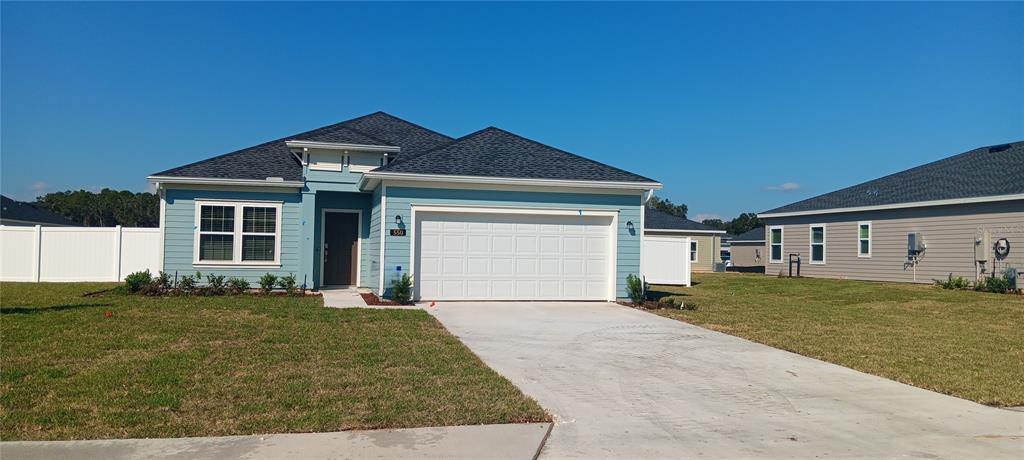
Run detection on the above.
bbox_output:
[305,190,374,291]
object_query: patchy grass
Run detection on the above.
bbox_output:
[650,274,1024,406]
[0,283,547,441]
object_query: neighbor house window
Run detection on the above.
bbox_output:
[194,200,282,265]
[690,241,698,262]
[809,224,826,264]
[769,226,783,263]
[858,222,871,257]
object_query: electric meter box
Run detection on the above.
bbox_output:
[976,233,991,262]
[907,232,925,259]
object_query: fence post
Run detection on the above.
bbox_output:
[113,225,123,282]
[33,225,42,282]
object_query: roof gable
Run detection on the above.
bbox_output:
[1,195,78,226]
[151,112,449,181]
[763,141,1024,215]
[643,208,723,232]
[375,127,658,184]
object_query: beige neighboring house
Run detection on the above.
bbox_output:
[758,141,1023,283]
[644,208,726,272]
[729,227,765,272]
[0,195,76,227]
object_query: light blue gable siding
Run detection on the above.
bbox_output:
[162,188,303,284]
[381,186,643,298]
[309,191,372,288]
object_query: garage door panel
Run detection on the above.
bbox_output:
[415,212,612,300]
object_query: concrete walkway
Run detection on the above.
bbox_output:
[1,423,552,460]
[320,287,368,308]
[429,301,1024,459]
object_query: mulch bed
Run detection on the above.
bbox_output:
[616,300,669,310]
[360,292,414,307]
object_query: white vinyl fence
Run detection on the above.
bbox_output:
[1,226,160,282]
[642,236,692,286]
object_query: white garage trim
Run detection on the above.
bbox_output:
[410,205,619,301]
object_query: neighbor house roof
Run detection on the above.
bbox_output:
[643,208,725,233]
[731,227,765,243]
[0,195,77,226]
[761,141,1024,217]
[370,127,659,184]
[150,112,451,182]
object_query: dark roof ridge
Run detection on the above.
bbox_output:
[480,126,659,183]
[346,111,455,142]
[379,126,494,168]
[761,140,1024,214]
[152,116,390,177]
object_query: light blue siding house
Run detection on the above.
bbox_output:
[149,113,661,301]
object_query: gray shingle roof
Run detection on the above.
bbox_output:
[1,195,78,225]
[375,127,658,184]
[643,208,724,232]
[151,112,450,181]
[763,141,1024,215]
[731,227,765,242]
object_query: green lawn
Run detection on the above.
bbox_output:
[649,274,1024,406]
[0,283,547,441]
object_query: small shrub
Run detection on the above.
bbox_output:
[626,274,646,305]
[976,274,1010,293]
[177,274,198,295]
[226,277,250,295]
[204,274,226,295]
[936,273,971,290]
[139,282,165,296]
[276,274,298,296]
[390,273,414,304]
[155,271,172,290]
[259,273,278,294]
[124,270,153,293]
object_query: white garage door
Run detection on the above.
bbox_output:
[415,212,613,301]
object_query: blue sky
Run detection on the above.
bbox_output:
[2,2,1021,220]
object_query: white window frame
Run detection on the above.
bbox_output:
[809,224,826,264]
[857,221,872,258]
[768,226,784,263]
[689,240,698,262]
[193,199,283,267]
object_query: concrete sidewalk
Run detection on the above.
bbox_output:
[1,423,552,460]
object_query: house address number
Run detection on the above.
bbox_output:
[390,229,407,237]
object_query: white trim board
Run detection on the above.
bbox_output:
[285,140,400,153]
[319,208,363,287]
[644,229,727,234]
[149,176,304,189]
[758,194,1024,218]
[361,172,661,192]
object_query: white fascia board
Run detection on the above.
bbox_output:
[147,176,304,189]
[285,140,400,153]
[644,228,726,234]
[732,240,765,243]
[757,193,1024,218]
[359,171,662,191]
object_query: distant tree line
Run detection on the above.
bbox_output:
[646,196,688,219]
[33,189,159,227]
[700,212,762,236]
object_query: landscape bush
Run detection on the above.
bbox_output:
[276,274,299,296]
[976,274,1011,294]
[936,274,971,290]
[390,273,414,304]
[259,273,278,294]
[123,270,153,293]
[626,274,646,305]
[226,277,250,295]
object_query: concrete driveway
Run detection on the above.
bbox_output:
[428,301,1024,459]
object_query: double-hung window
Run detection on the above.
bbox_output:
[809,224,826,264]
[195,200,282,265]
[690,240,698,262]
[858,222,872,257]
[769,226,783,263]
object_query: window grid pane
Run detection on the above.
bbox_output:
[771,245,782,261]
[200,205,235,232]
[859,225,870,239]
[242,235,275,261]
[771,229,781,244]
[811,227,824,244]
[199,234,233,260]
[243,207,276,233]
[860,240,870,254]
[812,245,824,261]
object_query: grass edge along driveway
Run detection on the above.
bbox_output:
[0,282,548,441]
[649,273,1024,407]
